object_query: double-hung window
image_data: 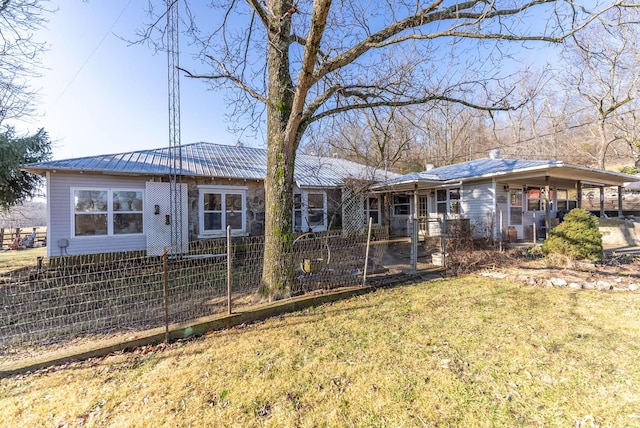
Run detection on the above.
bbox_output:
[392,194,411,216]
[294,190,327,232]
[199,186,246,236]
[364,196,381,225]
[436,188,461,215]
[73,189,144,237]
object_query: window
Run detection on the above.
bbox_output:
[294,191,327,232]
[449,188,460,214]
[199,186,246,236]
[527,188,543,211]
[393,194,411,216]
[364,196,381,225]
[553,189,578,212]
[436,188,461,215]
[73,189,143,237]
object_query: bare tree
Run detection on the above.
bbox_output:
[615,109,640,168]
[0,1,51,210]
[143,0,637,298]
[558,7,640,169]
[0,0,49,126]
[303,107,416,172]
[416,101,484,166]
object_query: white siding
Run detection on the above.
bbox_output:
[461,182,496,238]
[495,182,510,239]
[47,172,148,257]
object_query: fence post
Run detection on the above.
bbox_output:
[362,217,373,287]
[410,218,419,274]
[162,249,170,344]
[440,215,447,274]
[227,225,232,315]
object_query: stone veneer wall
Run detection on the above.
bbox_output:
[185,177,266,241]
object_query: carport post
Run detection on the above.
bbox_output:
[545,176,550,239]
[618,186,623,217]
[576,181,582,209]
[599,186,605,218]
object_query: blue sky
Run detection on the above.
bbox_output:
[13,1,584,162]
[14,0,260,161]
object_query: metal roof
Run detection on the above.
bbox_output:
[24,142,398,188]
[372,158,640,190]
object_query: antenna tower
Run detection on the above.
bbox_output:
[166,0,183,252]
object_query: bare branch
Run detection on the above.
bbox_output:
[306,92,526,126]
[246,0,271,30]
[285,0,333,143]
[178,64,267,104]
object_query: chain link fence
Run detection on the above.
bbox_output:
[1,228,397,358]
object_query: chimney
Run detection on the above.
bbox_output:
[489,148,500,159]
[425,163,435,171]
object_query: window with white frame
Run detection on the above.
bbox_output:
[392,194,411,216]
[199,186,246,235]
[294,190,327,232]
[436,188,460,215]
[73,189,143,237]
[364,195,381,225]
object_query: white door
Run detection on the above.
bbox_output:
[145,182,189,256]
[509,188,524,239]
[418,195,429,236]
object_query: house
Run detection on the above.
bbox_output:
[373,150,640,242]
[24,142,399,257]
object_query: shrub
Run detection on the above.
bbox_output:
[542,208,603,261]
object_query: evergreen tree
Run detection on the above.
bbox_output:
[0,127,51,210]
[542,208,603,261]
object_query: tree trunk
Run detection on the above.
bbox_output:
[597,118,608,169]
[261,0,297,300]
[262,135,296,300]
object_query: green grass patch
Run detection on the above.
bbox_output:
[2,276,640,426]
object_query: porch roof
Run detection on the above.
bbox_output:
[371,158,640,192]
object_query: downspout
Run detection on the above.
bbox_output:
[46,171,52,259]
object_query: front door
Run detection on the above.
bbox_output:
[509,188,524,239]
[418,195,429,236]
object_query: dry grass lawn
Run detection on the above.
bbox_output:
[0,246,46,275]
[1,276,640,427]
